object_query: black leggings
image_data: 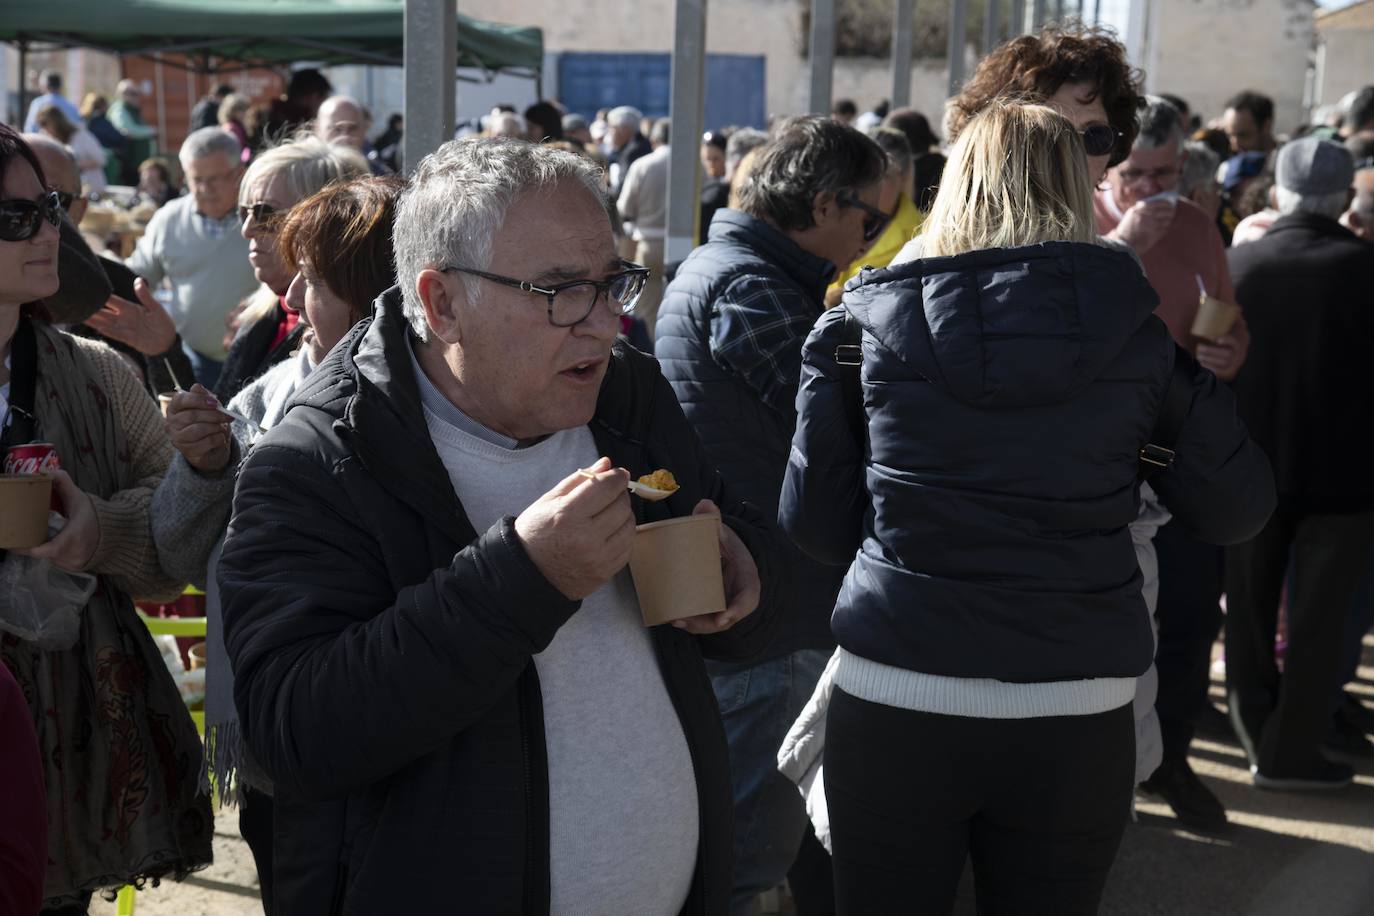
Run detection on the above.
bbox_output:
[824,690,1134,916]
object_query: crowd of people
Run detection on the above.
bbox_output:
[1,21,1372,916]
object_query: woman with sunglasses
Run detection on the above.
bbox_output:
[150,174,404,913]
[0,124,212,914]
[782,100,1274,914]
[214,135,368,402]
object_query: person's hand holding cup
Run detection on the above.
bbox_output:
[165,383,234,473]
[515,457,635,600]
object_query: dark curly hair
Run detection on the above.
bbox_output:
[947,25,1144,167]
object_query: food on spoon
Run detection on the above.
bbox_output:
[637,469,679,493]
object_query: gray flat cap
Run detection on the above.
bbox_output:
[1276,136,1355,195]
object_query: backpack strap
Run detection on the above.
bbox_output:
[1138,343,1195,480]
[834,307,865,446]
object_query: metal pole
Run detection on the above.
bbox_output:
[154,53,167,154]
[1010,0,1026,36]
[808,0,835,115]
[403,0,456,173]
[17,42,27,128]
[891,0,915,109]
[1093,0,1102,24]
[947,0,967,97]
[983,0,1001,53]
[1032,0,1047,29]
[1054,0,1064,23]
[666,0,707,264]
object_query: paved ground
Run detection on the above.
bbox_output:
[93,639,1374,916]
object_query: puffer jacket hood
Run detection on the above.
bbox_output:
[844,241,1159,408]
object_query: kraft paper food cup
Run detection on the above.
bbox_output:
[1191,295,1240,342]
[0,475,53,549]
[629,515,727,626]
[188,641,208,671]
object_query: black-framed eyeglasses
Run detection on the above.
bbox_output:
[0,191,62,242]
[838,192,891,243]
[441,261,651,327]
[238,202,282,229]
[1080,123,1123,157]
[54,190,77,212]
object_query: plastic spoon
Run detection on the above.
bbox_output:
[578,468,676,501]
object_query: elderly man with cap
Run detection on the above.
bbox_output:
[1225,137,1374,792]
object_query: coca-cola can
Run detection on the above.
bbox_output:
[3,443,62,512]
[2,442,60,476]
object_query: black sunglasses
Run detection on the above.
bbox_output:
[0,191,63,242]
[838,193,892,243]
[441,262,651,327]
[238,202,282,228]
[1080,123,1123,157]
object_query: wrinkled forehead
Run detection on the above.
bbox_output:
[489,186,618,277]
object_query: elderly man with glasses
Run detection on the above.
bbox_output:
[127,127,258,388]
[217,137,781,915]
[655,115,887,915]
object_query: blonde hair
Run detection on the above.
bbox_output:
[218,92,250,126]
[921,100,1099,258]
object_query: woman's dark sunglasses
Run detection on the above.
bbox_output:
[838,193,892,243]
[0,191,63,242]
[238,202,281,228]
[1080,124,1122,157]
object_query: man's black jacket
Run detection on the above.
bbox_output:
[1228,212,1374,513]
[218,290,781,915]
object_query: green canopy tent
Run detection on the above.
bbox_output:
[2,0,544,111]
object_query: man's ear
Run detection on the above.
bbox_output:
[416,268,464,344]
[812,190,838,226]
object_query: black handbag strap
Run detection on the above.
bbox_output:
[0,313,39,453]
[834,308,865,446]
[1138,343,1195,481]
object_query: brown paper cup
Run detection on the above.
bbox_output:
[1191,295,1239,342]
[188,642,208,671]
[629,515,727,626]
[157,392,175,417]
[0,475,53,549]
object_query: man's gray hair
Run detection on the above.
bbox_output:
[1134,96,1187,152]
[1178,141,1220,196]
[607,106,643,129]
[180,126,241,165]
[394,137,607,341]
[725,128,768,172]
[1274,185,1350,220]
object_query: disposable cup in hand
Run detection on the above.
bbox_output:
[157,392,175,417]
[1191,295,1240,342]
[629,515,727,626]
[0,475,54,549]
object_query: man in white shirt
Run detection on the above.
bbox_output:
[128,128,258,388]
[617,117,671,337]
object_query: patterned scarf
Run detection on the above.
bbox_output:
[0,318,212,907]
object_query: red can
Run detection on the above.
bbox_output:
[2,442,60,476]
[2,443,62,511]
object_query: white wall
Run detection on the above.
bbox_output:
[1316,28,1374,106]
[1148,0,1315,132]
